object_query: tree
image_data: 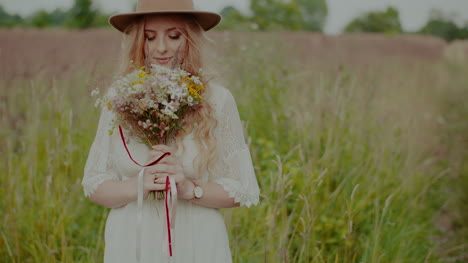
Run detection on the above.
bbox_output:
[297,0,327,31]
[30,10,53,28]
[48,8,69,26]
[218,6,251,30]
[344,7,403,34]
[0,5,23,27]
[92,11,113,27]
[0,2,111,29]
[419,10,468,41]
[248,0,327,31]
[66,0,97,28]
[249,0,299,31]
[206,0,329,31]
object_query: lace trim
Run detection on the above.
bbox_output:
[82,173,118,197]
[208,87,260,207]
[214,178,259,208]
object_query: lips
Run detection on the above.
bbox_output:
[155,57,173,64]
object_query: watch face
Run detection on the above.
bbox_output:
[194,186,203,198]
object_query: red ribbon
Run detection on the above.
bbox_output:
[118,125,170,166]
[164,177,173,256]
[118,125,174,257]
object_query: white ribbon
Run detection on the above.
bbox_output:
[136,168,144,262]
[136,173,178,262]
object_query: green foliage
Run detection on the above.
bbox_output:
[250,0,304,30]
[0,5,23,27]
[0,2,110,29]
[297,0,328,31]
[419,10,468,41]
[217,6,252,31]
[92,12,112,28]
[23,8,69,28]
[344,7,403,34]
[219,0,328,32]
[48,9,69,26]
[30,10,53,28]
[66,0,97,28]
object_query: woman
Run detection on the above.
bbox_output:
[81,0,260,262]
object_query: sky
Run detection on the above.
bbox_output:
[2,0,468,34]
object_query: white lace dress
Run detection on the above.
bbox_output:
[82,84,260,263]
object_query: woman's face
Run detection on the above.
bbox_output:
[144,15,188,67]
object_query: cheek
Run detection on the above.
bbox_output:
[169,39,187,53]
[144,40,157,55]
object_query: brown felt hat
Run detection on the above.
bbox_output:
[109,0,222,33]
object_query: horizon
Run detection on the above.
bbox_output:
[2,0,468,34]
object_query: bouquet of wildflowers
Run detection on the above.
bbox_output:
[93,64,205,146]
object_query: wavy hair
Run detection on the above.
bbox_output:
[117,14,218,178]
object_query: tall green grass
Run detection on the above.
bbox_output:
[1,34,467,262]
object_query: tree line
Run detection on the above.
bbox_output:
[1,0,467,41]
[342,7,468,42]
[0,0,107,29]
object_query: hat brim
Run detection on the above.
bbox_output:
[109,11,222,33]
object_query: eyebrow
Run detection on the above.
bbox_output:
[144,27,179,33]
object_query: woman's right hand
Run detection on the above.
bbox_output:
[136,150,169,199]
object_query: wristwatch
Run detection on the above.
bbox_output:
[193,182,203,199]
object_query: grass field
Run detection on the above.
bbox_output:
[1,29,467,262]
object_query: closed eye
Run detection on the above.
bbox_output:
[169,35,181,40]
[146,36,156,41]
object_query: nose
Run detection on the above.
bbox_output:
[156,37,167,55]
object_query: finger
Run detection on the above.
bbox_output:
[150,164,180,174]
[145,166,167,176]
[156,155,178,165]
[146,153,170,166]
[152,144,173,153]
[152,173,171,181]
[147,150,166,159]
[147,184,167,191]
[154,177,167,184]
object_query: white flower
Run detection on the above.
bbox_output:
[167,85,185,100]
[130,84,144,94]
[191,76,202,86]
[162,100,176,112]
[94,98,103,108]
[162,108,172,116]
[91,88,100,97]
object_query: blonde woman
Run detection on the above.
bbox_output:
[81,0,260,262]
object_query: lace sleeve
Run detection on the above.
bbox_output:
[210,89,260,207]
[81,108,119,197]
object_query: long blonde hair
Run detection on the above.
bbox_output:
[118,14,218,178]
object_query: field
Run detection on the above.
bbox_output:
[1,29,467,262]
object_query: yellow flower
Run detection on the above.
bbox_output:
[106,101,112,110]
[131,80,144,85]
[138,71,147,78]
[180,77,205,101]
[195,84,205,92]
[188,87,201,100]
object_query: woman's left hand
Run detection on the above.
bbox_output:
[145,144,195,200]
